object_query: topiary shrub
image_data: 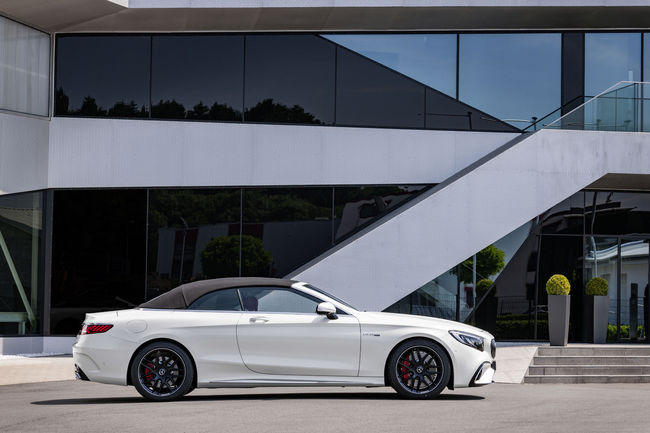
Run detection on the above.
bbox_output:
[546,274,571,295]
[476,278,495,299]
[585,277,608,296]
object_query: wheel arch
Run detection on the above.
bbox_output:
[383,336,454,390]
[126,338,198,389]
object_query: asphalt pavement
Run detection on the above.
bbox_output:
[1,380,649,433]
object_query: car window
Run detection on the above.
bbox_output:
[187,288,242,311]
[238,286,320,314]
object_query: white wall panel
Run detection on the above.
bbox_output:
[0,112,49,195]
[0,16,49,116]
[289,129,650,311]
[47,118,516,188]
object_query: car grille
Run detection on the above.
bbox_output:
[490,339,497,358]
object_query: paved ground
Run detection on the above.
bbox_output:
[1,380,649,433]
[0,355,74,385]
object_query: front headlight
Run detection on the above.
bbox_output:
[449,330,484,352]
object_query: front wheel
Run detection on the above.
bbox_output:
[387,339,451,399]
[130,341,195,401]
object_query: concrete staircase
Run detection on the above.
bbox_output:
[524,346,650,384]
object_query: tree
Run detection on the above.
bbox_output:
[200,235,272,278]
[452,244,506,284]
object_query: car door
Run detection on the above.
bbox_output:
[236,286,361,377]
[177,288,245,383]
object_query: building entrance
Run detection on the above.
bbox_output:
[585,236,650,342]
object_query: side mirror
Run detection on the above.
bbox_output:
[316,302,338,320]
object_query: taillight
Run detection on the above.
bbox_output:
[79,323,113,335]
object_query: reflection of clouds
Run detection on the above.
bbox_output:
[585,34,641,94]
[459,33,561,124]
[587,240,648,262]
[324,34,456,96]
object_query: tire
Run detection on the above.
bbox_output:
[387,338,451,399]
[130,341,195,402]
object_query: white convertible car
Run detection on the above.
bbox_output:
[73,278,496,401]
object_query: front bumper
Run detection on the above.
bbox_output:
[469,361,496,387]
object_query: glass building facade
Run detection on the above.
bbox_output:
[4,24,650,341]
[405,190,650,343]
[53,31,650,132]
[0,192,45,335]
[44,186,426,335]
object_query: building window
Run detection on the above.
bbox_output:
[335,46,426,128]
[244,35,335,125]
[459,33,561,128]
[585,33,641,97]
[55,35,151,118]
[151,35,244,121]
[242,188,333,277]
[323,33,457,98]
[51,190,146,335]
[146,189,241,299]
[0,191,43,335]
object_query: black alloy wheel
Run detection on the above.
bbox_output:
[387,339,451,399]
[130,341,195,401]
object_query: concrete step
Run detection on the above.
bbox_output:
[533,356,650,366]
[537,347,650,357]
[528,365,650,375]
[524,374,650,384]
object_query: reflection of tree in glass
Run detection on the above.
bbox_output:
[245,98,321,124]
[333,186,408,216]
[201,235,272,278]
[79,96,107,116]
[452,244,506,284]
[54,88,148,117]
[147,189,241,276]
[243,189,331,222]
[188,101,242,121]
[108,100,148,117]
[55,87,69,115]
[152,99,186,118]
[151,99,242,121]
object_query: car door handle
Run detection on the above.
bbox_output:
[249,316,270,323]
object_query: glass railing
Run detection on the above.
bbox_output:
[546,81,650,132]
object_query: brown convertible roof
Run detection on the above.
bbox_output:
[139,277,297,309]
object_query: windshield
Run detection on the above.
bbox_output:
[303,284,358,311]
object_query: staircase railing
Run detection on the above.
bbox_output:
[545,81,650,132]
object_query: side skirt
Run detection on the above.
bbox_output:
[201,376,385,389]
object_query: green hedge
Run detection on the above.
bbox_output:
[607,324,645,341]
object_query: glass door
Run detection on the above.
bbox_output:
[619,238,649,341]
[584,237,618,341]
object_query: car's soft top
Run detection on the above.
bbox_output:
[139,277,297,309]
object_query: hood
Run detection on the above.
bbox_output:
[356,311,494,340]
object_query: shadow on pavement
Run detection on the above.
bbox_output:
[32,391,484,405]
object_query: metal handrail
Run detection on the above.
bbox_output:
[545,81,648,130]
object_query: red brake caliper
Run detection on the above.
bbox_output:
[400,356,410,380]
[144,362,155,381]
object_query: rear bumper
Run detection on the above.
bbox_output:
[74,364,90,381]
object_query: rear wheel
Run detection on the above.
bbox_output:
[130,341,194,402]
[387,339,451,399]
